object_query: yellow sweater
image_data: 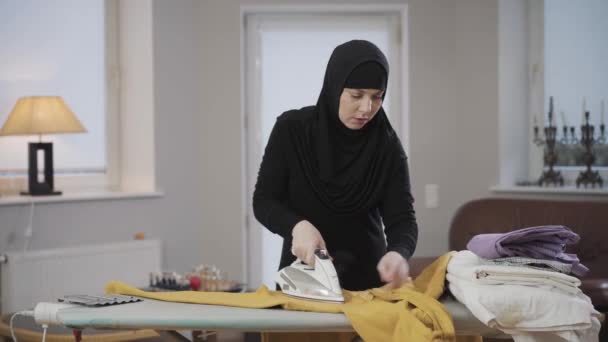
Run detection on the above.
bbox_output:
[106,252,460,342]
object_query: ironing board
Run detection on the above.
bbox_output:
[41,295,509,339]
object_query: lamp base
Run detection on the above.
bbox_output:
[20,191,62,196]
[23,142,62,196]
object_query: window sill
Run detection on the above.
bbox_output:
[0,190,164,207]
[491,185,608,196]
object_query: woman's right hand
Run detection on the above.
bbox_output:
[291,220,327,267]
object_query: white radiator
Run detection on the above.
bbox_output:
[0,239,161,314]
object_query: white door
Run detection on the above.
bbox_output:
[244,11,405,288]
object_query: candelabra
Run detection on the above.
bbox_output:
[559,125,579,145]
[534,97,564,186]
[576,111,604,188]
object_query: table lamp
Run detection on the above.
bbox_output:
[0,96,86,196]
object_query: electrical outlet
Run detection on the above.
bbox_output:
[425,184,439,208]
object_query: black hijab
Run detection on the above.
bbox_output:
[288,40,402,214]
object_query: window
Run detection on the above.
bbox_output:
[0,0,119,193]
[543,0,608,168]
[497,0,607,190]
[0,0,161,198]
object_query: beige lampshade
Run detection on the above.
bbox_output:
[0,96,86,136]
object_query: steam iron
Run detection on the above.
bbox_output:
[275,248,344,303]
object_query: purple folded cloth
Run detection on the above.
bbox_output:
[466,225,589,277]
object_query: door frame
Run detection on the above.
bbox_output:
[239,4,410,287]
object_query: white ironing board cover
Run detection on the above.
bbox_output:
[53,296,507,337]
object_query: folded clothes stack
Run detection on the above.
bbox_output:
[467,225,589,277]
[447,225,602,342]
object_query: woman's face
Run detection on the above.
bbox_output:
[338,88,384,130]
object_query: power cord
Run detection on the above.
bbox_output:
[41,324,48,342]
[9,310,47,342]
[9,310,34,342]
[23,200,35,253]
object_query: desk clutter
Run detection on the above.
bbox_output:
[149,264,244,292]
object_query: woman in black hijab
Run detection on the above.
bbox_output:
[253,40,418,291]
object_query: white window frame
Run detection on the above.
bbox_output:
[528,0,545,182]
[240,4,409,287]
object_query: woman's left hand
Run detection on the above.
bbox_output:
[377,251,411,289]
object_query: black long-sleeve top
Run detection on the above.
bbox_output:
[253,110,418,291]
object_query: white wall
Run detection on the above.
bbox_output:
[1,0,500,285]
[4,0,601,290]
[149,0,608,276]
[406,0,499,254]
[198,0,500,263]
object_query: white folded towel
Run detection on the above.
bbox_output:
[447,251,601,342]
[449,250,581,294]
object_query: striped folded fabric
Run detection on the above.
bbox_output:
[480,256,573,274]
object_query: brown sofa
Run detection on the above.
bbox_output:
[448,197,608,311]
[409,197,608,341]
